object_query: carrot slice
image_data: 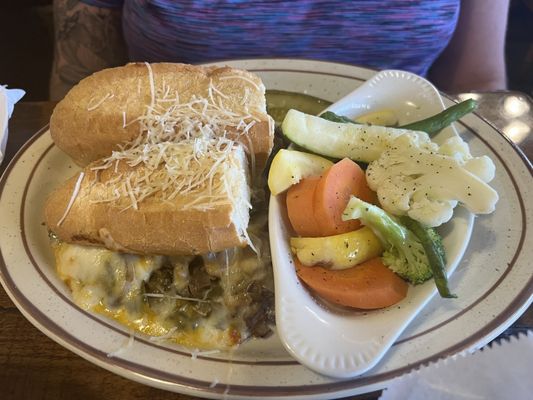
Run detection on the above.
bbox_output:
[286,176,322,237]
[295,257,408,309]
[313,158,376,236]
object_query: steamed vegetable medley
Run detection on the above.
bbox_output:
[267,100,499,309]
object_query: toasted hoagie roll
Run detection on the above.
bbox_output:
[44,143,251,256]
[50,62,274,172]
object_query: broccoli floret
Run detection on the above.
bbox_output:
[342,197,432,285]
[381,250,432,285]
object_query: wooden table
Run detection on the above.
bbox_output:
[1,98,532,400]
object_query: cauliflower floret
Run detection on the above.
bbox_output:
[439,136,496,182]
[407,193,456,228]
[438,135,472,162]
[366,133,499,227]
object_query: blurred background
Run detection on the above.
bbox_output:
[0,0,532,101]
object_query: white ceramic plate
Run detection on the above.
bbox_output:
[0,59,532,399]
[271,69,474,378]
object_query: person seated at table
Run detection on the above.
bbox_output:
[49,0,509,100]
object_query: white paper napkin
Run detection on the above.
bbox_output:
[0,85,25,165]
[380,331,533,400]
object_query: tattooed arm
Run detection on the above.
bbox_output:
[50,0,128,100]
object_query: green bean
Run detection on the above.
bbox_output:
[320,99,477,137]
[400,216,456,298]
[399,99,477,137]
[319,111,358,124]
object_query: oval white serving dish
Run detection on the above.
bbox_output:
[269,70,474,379]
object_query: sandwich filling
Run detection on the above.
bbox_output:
[52,214,273,349]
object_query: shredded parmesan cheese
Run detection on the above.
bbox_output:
[196,349,220,356]
[57,172,85,226]
[242,228,258,255]
[148,327,178,342]
[87,93,114,111]
[107,329,135,358]
[219,75,261,91]
[190,348,221,360]
[210,80,229,99]
[143,293,212,303]
[145,62,155,110]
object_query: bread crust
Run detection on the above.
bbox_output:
[44,148,250,256]
[50,62,274,171]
